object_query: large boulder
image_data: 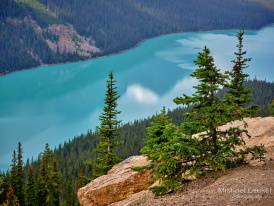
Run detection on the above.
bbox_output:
[77,155,151,206]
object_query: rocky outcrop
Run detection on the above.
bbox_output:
[77,156,151,206]
[45,24,101,57]
[6,17,101,58]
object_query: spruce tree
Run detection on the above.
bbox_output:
[225,31,258,120]
[16,142,25,206]
[10,150,17,191]
[52,155,60,206]
[37,144,51,206]
[26,167,37,206]
[90,71,123,178]
[174,46,228,150]
[37,144,60,206]
[65,179,75,206]
[10,143,25,206]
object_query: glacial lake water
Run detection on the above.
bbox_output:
[0,25,274,171]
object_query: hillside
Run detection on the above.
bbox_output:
[1,0,274,74]
[108,117,274,206]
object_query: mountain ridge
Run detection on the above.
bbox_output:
[1,0,274,75]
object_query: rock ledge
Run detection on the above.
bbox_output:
[78,155,151,206]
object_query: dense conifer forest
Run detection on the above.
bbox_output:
[1,0,274,74]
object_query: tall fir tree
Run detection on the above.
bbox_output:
[25,167,37,206]
[37,144,51,206]
[15,142,25,206]
[225,31,258,120]
[174,46,228,150]
[89,71,123,178]
[9,143,25,206]
[65,178,75,206]
[10,150,17,192]
[52,155,60,206]
[37,144,60,206]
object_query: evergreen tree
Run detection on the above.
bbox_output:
[37,144,51,205]
[9,143,25,206]
[225,31,258,120]
[15,142,25,206]
[140,107,184,195]
[88,71,123,178]
[25,167,36,206]
[174,46,228,150]
[37,144,60,206]
[65,179,74,206]
[52,155,60,206]
[10,151,17,191]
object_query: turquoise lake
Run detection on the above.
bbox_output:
[0,25,274,170]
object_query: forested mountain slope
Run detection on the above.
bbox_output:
[1,0,274,75]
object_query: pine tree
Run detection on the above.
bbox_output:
[37,144,60,206]
[10,151,17,191]
[174,46,228,150]
[26,167,36,206]
[37,144,51,206]
[65,179,74,206]
[15,142,25,206]
[225,31,258,120]
[9,143,25,206]
[89,71,123,178]
[52,155,60,206]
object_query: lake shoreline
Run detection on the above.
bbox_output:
[1,23,274,77]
